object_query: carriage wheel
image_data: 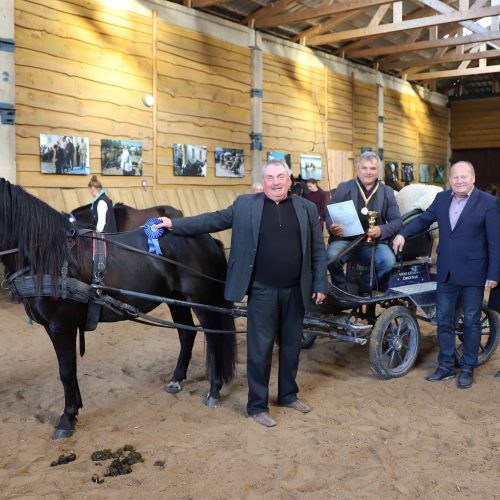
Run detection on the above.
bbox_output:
[369,306,420,379]
[301,330,316,349]
[454,301,500,366]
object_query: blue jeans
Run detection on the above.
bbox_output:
[326,240,396,291]
[435,281,484,373]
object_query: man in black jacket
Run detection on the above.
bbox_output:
[156,160,327,427]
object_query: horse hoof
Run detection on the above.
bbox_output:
[164,381,181,394]
[205,396,220,409]
[52,428,74,440]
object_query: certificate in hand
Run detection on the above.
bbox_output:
[327,200,364,237]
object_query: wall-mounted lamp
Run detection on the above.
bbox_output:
[143,94,154,107]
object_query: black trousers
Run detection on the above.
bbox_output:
[246,281,305,415]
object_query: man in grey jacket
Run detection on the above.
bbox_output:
[326,152,402,295]
[156,159,327,427]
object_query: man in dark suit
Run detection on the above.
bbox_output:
[156,160,327,426]
[393,161,500,389]
[326,151,402,295]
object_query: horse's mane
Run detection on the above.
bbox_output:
[0,179,75,279]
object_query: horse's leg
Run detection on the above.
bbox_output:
[45,324,82,439]
[197,310,237,409]
[164,305,197,394]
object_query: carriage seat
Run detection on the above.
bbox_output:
[393,208,434,265]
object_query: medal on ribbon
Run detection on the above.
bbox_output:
[144,217,164,255]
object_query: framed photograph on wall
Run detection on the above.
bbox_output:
[40,134,90,175]
[434,164,445,184]
[267,151,291,170]
[173,144,207,177]
[384,161,399,183]
[419,164,431,183]
[215,147,244,177]
[401,162,414,182]
[101,139,143,176]
[300,154,322,180]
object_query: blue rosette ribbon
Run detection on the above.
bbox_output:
[144,217,164,255]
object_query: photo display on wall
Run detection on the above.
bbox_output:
[384,161,399,183]
[267,152,292,171]
[434,165,445,184]
[419,164,431,183]
[40,134,90,175]
[215,147,244,177]
[401,162,414,183]
[300,154,322,180]
[101,139,143,176]
[174,144,207,177]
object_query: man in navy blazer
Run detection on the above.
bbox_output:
[156,160,328,426]
[393,161,500,388]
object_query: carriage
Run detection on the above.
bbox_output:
[298,229,500,380]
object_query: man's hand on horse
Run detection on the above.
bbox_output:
[367,226,382,239]
[392,234,405,253]
[156,216,173,230]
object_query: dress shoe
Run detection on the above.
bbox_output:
[249,412,276,427]
[425,367,456,382]
[457,371,473,389]
[282,399,311,414]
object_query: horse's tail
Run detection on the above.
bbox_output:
[205,309,237,384]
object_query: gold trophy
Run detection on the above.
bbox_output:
[366,210,379,243]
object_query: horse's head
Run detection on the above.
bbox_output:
[69,203,94,229]
[0,178,75,276]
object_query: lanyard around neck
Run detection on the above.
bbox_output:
[356,179,379,213]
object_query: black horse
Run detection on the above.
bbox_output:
[70,202,184,231]
[0,179,236,438]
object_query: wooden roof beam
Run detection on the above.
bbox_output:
[307,6,500,46]
[405,63,500,80]
[190,0,233,7]
[292,11,361,44]
[349,30,500,58]
[246,0,297,27]
[255,0,401,29]
[381,47,500,70]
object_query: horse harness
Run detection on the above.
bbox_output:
[3,230,243,338]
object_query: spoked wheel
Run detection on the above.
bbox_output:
[301,330,316,349]
[369,305,420,379]
[455,301,500,365]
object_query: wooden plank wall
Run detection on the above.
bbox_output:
[262,54,327,181]
[352,79,377,155]
[15,0,154,188]
[384,89,448,181]
[14,0,449,231]
[155,21,251,186]
[450,97,500,149]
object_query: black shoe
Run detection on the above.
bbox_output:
[457,371,473,389]
[425,367,456,382]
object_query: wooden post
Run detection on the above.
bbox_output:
[376,83,384,175]
[250,32,263,184]
[152,10,158,187]
[0,0,16,183]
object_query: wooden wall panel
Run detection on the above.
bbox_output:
[327,72,353,151]
[155,22,252,188]
[263,54,327,183]
[451,97,500,149]
[352,79,377,155]
[417,99,448,167]
[15,0,154,188]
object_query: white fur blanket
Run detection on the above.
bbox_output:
[395,183,443,216]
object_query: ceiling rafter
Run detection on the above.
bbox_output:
[306,5,500,46]
[349,30,500,58]
[405,63,500,80]
[254,0,401,29]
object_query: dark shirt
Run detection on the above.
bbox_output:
[304,189,327,223]
[254,196,302,288]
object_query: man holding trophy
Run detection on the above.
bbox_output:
[326,151,402,296]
